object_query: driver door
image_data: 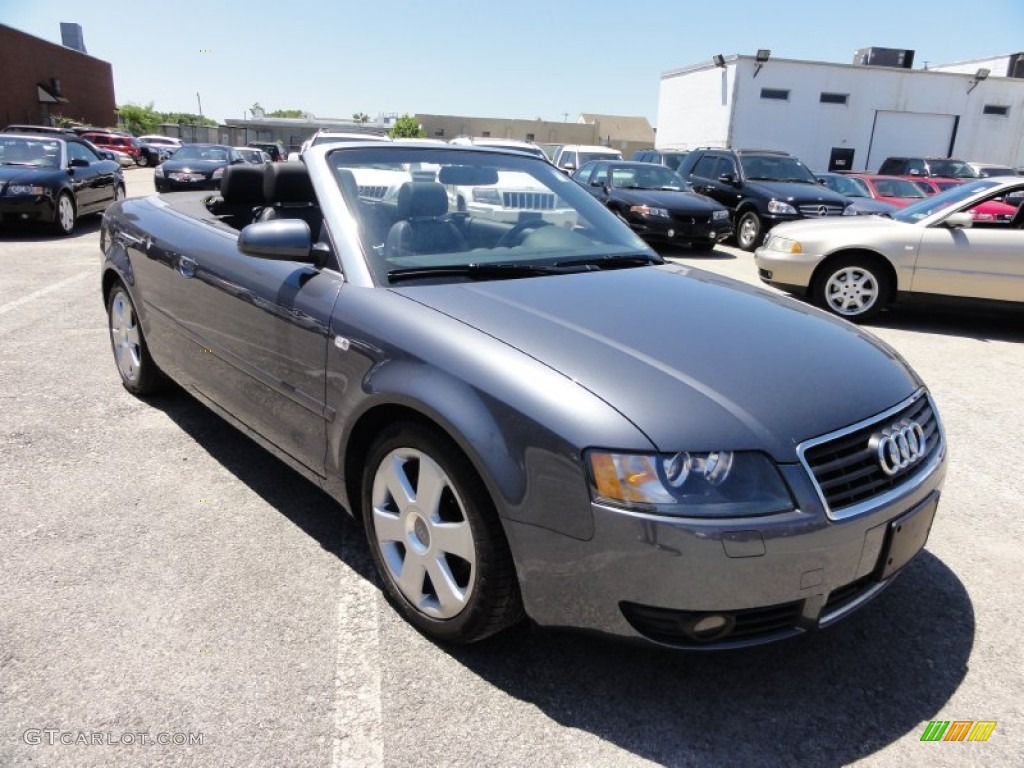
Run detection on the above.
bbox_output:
[913,218,1024,302]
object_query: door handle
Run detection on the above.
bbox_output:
[177,255,197,278]
[116,231,150,251]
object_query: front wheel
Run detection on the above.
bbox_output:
[361,422,522,643]
[107,283,166,394]
[813,257,890,322]
[136,153,149,167]
[51,192,76,236]
[736,211,763,251]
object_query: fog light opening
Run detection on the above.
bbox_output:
[667,229,675,238]
[689,614,732,641]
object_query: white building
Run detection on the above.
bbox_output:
[656,52,1024,172]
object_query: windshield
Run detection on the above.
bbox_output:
[609,165,688,191]
[870,178,926,198]
[740,154,817,183]
[823,175,870,197]
[892,179,999,222]
[579,151,621,165]
[0,137,61,167]
[172,145,229,162]
[326,147,654,284]
[928,159,978,178]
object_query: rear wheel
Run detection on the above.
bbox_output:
[736,211,763,251]
[136,153,149,167]
[361,422,522,643]
[813,256,890,322]
[107,283,165,394]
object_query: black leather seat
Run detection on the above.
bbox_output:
[385,182,467,257]
[258,162,322,234]
[207,164,265,229]
[1008,202,1024,229]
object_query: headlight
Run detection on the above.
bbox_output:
[153,166,165,177]
[712,209,729,221]
[212,167,226,180]
[471,187,502,205]
[6,185,46,196]
[842,205,859,216]
[766,235,802,254]
[587,450,792,517]
[767,200,797,215]
[629,205,670,218]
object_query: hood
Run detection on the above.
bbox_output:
[392,264,920,460]
[745,180,848,205]
[161,158,227,173]
[612,188,724,213]
[768,214,912,240]
[0,165,62,185]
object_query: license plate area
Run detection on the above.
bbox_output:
[877,493,939,580]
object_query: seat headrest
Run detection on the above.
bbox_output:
[220,164,266,204]
[396,182,449,219]
[333,167,361,206]
[264,162,316,204]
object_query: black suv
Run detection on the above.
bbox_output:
[632,149,689,171]
[677,148,849,250]
[876,156,978,179]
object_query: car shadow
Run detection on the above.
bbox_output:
[657,243,737,260]
[0,215,102,242]
[145,387,973,766]
[870,304,1024,343]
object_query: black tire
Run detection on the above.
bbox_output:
[51,192,76,236]
[812,255,891,322]
[106,282,166,394]
[736,210,763,251]
[361,421,523,643]
[136,153,149,168]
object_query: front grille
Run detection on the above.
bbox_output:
[798,204,845,217]
[501,191,556,210]
[802,393,941,515]
[358,185,389,199]
[670,213,711,226]
[620,600,803,647]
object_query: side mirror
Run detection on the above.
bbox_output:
[718,173,736,185]
[908,169,922,176]
[944,212,974,229]
[561,163,576,172]
[238,219,324,267]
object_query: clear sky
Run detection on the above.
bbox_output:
[3,0,1023,126]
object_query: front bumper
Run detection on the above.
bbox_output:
[154,174,219,192]
[0,194,57,223]
[630,213,733,246]
[506,434,945,649]
[754,246,828,295]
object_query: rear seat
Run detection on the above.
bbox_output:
[206,164,266,229]
[258,162,323,235]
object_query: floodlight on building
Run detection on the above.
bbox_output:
[712,54,726,69]
[754,49,771,77]
[967,67,991,93]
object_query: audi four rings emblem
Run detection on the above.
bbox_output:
[873,420,927,476]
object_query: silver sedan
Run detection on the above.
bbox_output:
[755,177,1024,321]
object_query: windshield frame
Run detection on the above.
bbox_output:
[311,143,655,288]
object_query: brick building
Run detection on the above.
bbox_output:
[0,24,116,128]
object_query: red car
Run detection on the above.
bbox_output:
[846,174,927,208]
[914,177,1018,224]
[80,131,145,165]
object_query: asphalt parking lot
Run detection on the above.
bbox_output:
[1,167,1022,767]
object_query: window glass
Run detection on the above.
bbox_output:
[692,155,718,179]
[820,92,849,105]
[67,141,97,163]
[760,88,790,100]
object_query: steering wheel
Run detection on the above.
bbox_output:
[495,219,553,248]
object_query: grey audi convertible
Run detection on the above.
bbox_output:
[100,144,946,648]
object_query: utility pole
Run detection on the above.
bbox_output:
[197,92,203,117]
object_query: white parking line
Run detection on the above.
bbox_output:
[0,270,93,318]
[332,566,383,768]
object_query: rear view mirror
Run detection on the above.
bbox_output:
[438,165,500,185]
[944,212,973,229]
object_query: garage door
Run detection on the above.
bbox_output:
[866,111,957,171]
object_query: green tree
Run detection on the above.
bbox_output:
[160,111,217,127]
[352,112,370,124]
[268,109,304,118]
[118,102,161,135]
[388,114,424,139]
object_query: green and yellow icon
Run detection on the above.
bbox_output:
[920,720,997,742]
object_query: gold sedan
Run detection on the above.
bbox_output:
[754,178,1024,321]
